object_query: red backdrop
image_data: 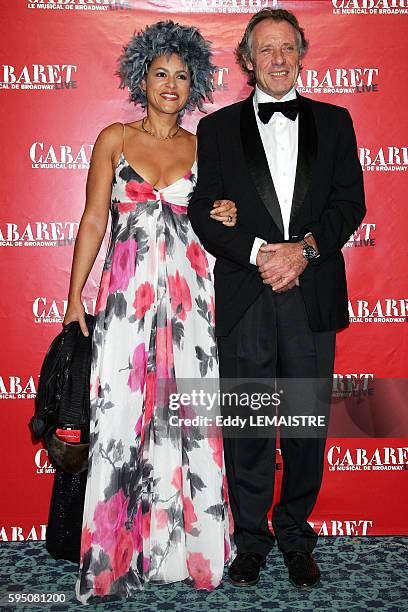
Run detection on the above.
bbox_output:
[1,0,407,542]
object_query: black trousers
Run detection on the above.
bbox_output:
[217,286,336,558]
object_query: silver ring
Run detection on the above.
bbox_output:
[227,215,232,223]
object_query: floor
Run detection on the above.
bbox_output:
[0,537,407,611]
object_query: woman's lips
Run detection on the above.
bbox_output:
[160,92,179,100]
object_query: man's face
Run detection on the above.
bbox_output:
[245,19,301,99]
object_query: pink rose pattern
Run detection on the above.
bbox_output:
[168,270,192,321]
[187,552,214,590]
[128,343,147,393]
[109,238,137,293]
[186,240,209,278]
[133,281,155,320]
[76,155,235,603]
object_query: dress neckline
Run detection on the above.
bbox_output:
[118,152,197,192]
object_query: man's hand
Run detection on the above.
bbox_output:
[274,277,300,293]
[257,242,307,292]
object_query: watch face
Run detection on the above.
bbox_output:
[303,245,316,260]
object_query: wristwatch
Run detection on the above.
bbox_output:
[300,238,319,262]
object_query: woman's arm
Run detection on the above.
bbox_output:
[63,123,121,335]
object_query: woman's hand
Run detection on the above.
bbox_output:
[210,199,237,226]
[63,300,89,337]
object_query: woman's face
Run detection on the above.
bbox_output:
[143,53,191,116]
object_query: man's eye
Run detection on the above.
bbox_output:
[283,46,295,53]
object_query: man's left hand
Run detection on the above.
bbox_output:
[257,242,307,291]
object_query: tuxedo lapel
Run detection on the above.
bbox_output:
[290,94,317,225]
[240,94,284,236]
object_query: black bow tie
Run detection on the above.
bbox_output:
[258,99,299,123]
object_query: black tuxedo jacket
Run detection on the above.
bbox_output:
[188,92,366,337]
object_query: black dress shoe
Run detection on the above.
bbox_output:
[284,552,321,588]
[228,552,266,587]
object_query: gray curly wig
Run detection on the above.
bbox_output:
[117,20,216,114]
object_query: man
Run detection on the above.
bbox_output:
[188,8,365,589]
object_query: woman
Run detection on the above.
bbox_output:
[63,21,236,604]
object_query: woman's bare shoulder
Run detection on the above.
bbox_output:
[180,126,196,139]
[90,122,126,164]
[179,127,197,152]
[94,122,124,147]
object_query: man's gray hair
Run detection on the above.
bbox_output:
[235,8,309,87]
[117,20,215,115]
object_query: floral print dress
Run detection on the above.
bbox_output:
[75,140,235,604]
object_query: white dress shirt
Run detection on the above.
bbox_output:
[249,85,299,265]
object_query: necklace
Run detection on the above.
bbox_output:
[141,117,180,140]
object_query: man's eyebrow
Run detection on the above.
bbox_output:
[258,42,295,48]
